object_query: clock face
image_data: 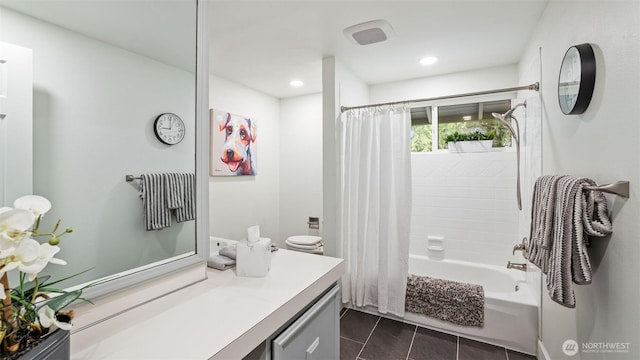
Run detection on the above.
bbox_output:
[154,113,185,145]
[558,47,581,114]
[557,44,596,115]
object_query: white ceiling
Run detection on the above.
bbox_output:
[2,0,549,99]
[208,0,549,98]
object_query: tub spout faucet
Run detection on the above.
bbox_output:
[512,237,528,255]
[507,261,527,272]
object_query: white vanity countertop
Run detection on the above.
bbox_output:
[71,250,344,359]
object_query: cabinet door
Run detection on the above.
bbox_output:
[272,285,340,360]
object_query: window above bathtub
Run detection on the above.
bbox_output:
[410,99,514,153]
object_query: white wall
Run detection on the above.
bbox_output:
[519,1,640,359]
[279,93,323,242]
[322,56,370,257]
[208,75,281,243]
[369,64,519,104]
[410,152,518,266]
[1,8,196,286]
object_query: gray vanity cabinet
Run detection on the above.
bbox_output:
[272,285,340,360]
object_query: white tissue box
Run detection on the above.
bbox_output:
[236,237,271,277]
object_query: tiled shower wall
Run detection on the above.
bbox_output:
[410,151,519,267]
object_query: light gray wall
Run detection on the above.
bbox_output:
[208,75,282,244]
[279,93,323,242]
[1,8,196,286]
[518,1,640,359]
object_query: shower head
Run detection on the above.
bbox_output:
[491,101,526,144]
[503,101,527,120]
[491,112,519,143]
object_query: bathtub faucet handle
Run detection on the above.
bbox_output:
[507,261,527,272]
[512,237,528,255]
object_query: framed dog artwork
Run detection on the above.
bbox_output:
[210,109,258,176]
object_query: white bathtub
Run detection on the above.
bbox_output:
[404,254,538,355]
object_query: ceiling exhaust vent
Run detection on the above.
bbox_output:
[343,19,396,46]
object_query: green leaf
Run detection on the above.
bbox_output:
[38,268,94,288]
[41,290,82,312]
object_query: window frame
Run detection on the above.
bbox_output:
[410,93,518,154]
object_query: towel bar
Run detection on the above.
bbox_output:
[125,175,141,182]
[585,181,630,198]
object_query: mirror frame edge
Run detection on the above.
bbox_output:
[71,0,209,332]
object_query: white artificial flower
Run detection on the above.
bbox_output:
[0,239,66,281]
[14,195,52,218]
[0,208,36,257]
[18,241,66,281]
[37,305,73,331]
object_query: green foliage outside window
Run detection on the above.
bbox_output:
[411,124,432,152]
[411,119,513,152]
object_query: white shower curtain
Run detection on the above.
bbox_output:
[338,106,412,317]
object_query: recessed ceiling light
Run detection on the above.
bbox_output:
[462,115,472,121]
[420,56,438,66]
[289,80,304,87]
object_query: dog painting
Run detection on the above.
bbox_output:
[210,109,257,176]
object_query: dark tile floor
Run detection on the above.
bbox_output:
[340,308,537,360]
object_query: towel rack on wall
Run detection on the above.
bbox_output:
[125,175,141,182]
[585,181,630,198]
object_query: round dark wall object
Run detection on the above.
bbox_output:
[558,43,596,115]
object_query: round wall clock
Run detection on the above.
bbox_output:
[558,43,596,115]
[154,113,185,145]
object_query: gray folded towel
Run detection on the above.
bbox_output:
[219,245,237,260]
[174,173,195,223]
[166,173,185,210]
[139,174,171,230]
[207,254,235,271]
[220,243,278,260]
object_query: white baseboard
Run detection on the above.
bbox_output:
[538,339,552,360]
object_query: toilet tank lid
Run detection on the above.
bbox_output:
[286,235,322,245]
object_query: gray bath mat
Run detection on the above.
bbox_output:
[405,274,484,327]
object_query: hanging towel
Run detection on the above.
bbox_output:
[166,173,185,210]
[528,175,613,308]
[174,172,195,223]
[139,174,171,231]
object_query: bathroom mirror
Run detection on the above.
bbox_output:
[558,43,596,115]
[0,0,202,294]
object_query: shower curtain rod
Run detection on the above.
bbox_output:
[340,82,540,112]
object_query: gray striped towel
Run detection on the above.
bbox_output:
[166,173,185,210]
[528,175,612,308]
[174,173,195,223]
[139,172,196,230]
[139,174,171,231]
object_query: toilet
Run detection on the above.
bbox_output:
[285,235,323,255]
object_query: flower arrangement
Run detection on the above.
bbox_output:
[0,195,86,358]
